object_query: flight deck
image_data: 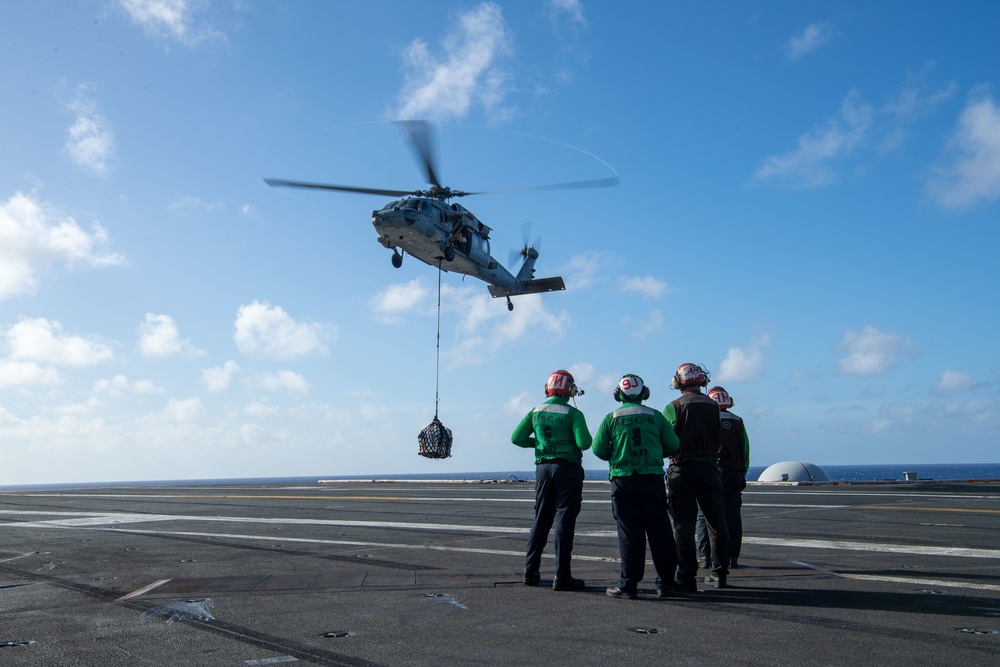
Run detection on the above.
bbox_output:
[1,480,998,665]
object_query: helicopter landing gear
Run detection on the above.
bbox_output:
[391,251,403,268]
[444,246,456,262]
[506,296,514,311]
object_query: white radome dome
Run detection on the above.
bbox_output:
[757,461,832,483]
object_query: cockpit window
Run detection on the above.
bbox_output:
[402,199,420,210]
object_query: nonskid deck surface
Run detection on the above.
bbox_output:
[1,480,999,666]
[120,557,825,601]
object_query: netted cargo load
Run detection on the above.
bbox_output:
[418,417,453,459]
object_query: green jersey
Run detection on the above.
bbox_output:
[592,402,680,478]
[511,396,592,465]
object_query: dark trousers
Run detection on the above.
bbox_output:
[667,461,730,583]
[525,460,584,578]
[610,473,678,592]
[697,466,745,565]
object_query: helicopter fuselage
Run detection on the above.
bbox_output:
[372,197,524,293]
[265,121,592,309]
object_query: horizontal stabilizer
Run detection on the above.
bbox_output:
[488,277,566,299]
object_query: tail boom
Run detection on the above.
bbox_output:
[488,276,566,298]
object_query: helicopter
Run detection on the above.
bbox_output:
[265,121,617,311]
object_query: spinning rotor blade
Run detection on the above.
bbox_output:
[264,178,416,198]
[508,222,537,269]
[520,221,533,248]
[266,122,619,203]
[398,120,441,188]
[472,174,620,196]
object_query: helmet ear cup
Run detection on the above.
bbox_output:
[641,386,650,401]
[613,387,623,402]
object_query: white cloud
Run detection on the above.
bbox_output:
[371,278,433,323]
[504,390,534,416]
[566,363,605,396]
[753,90,873,188]
[0,192,126,300]
[560,251,614,291]
[93,374,163,397]
[494,294,569,343]
[138,313,205,357]
[718,335,770,383]
[567,362,595,384]
[358,403,390,421]
[879,63,957,153]
[202,360,239,393]
[936,369,976,394]
[244,402,278,418]
[164,397,202,423]
[394,2,513,121]
[0,360,60,388]
[592,373,623,398]
[785,23,833,61]
[6,317,114,367]
[837,326,917,376]
[619,275,668,299]
[621,309,664,340]
[240,423,279,447]
[548,0,586,28]
[863,400,919,436]
[64,83,115,177]
[118,0,225,47]
[234,301,333,360]
[248,371,310,396]
[168,196,225,214]
[927,88,1000,210]
[446,290,570,367]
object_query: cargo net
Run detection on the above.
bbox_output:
[418,417,453,459]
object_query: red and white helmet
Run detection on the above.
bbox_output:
[614,374,650,402]
[707,386,733,410]
[545,370,578,397]
[671,363,711,390]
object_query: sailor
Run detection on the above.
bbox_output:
[511,370,592,591]
[696,386,750,569]
[592,374,680,599]
[664,363,731,590]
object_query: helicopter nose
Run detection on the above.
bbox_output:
[372,209,396,227]
[372,208,415,228]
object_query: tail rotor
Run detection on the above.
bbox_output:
[509,222,541,271]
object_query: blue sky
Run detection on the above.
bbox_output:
[1,1,998,485]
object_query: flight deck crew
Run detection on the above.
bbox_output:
[696,386,750,569]
[511,370,592,591]
[593,374,680,599]
[664,363,731,591]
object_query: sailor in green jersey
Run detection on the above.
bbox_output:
[592,374,680,599]
[511,370,592,592]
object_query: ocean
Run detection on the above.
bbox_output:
[2,462,999,493]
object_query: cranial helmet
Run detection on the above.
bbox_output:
[545,370,578,397]
[707,386,734,410]
[614,374,650,402]
[671,363,711,390]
